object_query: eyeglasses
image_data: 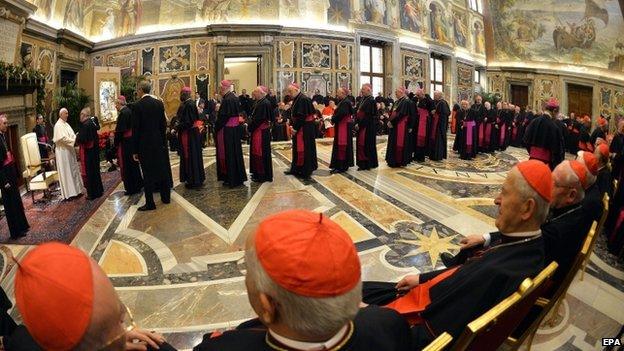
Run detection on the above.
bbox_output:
[100,303,137,349]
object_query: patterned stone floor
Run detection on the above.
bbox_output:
[1,136,622,350]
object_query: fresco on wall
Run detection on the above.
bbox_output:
[473,20,485,54]
[452,9,468,47]
[64,0,85,31]
[328,0,351,25]
[201,0,279,22]
[490,0,624,72]
[429,2,450,43]
[400,0,426,34]
[358,0,389,25]
[20,43,34,68]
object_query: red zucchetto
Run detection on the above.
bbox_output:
[516,160,553,202]
[254,209,361,298]
[15,242,94,351]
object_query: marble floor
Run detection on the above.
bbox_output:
[1,136,622,350]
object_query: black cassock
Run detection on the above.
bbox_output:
[413,95,433,162]
[428,99,450,161]
[481,108,497,153]
[177,99,206,187]
[567,120,582,154]
[523,114,565,170]
[456,109,478,160]
[362,234,544,349]
[32,124,49,159]
[131,95,173,207]
[452,105,464,152]
[249,97,274,182]
[0,133,28,238]
[115,106,143,195]
[385,97,414,168]
[498,109,513,151]
[216,92,247,187]
[355,95,378,170]
[76,119,104,199]
[590,127,606,146]
[510,112,524,147]
[289,92,318,177]
[330,98,355,171]
[192,306,412,351]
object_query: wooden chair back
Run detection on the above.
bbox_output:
[423,332,453,351]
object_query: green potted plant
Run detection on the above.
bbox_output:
[53,82,92,131]
[120,74,146,104]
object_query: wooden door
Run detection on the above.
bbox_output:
[510,85,529,109]
[567,84,593,117]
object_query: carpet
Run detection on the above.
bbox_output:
[0,171,121,245]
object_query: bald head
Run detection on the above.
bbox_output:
[433,91,443,100]
[361,84,372,96]
[59,108,69,121]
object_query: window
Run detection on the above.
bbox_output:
[469,0,481,13]
[474,70,481,84]
[360,42,384,96]
[430,56,445,93]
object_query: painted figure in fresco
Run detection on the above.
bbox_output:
[119,0,141,37]
[364,0,386,24]
[64,0,84,29]
[34,0,53,19]
[453,13,467,47]
[402,0,424,33]
[100,8,116,38]
[429,3,449,43]
[202,0,232,21]
[553,18,596,51]
[473,21,485,54]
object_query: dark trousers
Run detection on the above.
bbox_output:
[144,181,171,207]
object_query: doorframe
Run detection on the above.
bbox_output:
[216,45,273,94]
[561,79,596,118]
[506,80,532,109]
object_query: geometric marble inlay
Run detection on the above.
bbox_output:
[100,240,147,276]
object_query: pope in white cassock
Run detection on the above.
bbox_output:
[53,108,83,199]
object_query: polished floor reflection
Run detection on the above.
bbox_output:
[1,137,622,350]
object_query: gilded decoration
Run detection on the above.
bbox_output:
[160,76,190,118]
[195,42,210,71]
[20,42,34,69]
[142,48,154,75]
[37,49,54,84]
[302,43,331,69]
[159,45,191,73]
[92,55,104,67]
[336,44,352,70]
[278,41,295,68]
[106,50,138,77]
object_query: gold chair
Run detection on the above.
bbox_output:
[451,262,558,351]
[423,332,453,351]
[508,222,596,351]
[580,195,609,281]
[20,132,58,202]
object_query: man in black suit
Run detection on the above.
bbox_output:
[131,81,173,211]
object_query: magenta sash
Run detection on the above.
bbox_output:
[225,116,240,127]
[180,130,190,173]
[429,112,440,146]
[38,135,48,143]
[336,114,351,161]
[123,129,132,138]
[395,113,407,165]
[251,121,269,174]
[416,108,428,147]
[499,123,507,145]
[296,114,316,167]
[512,126,518,141]
[117,142,125,178]
[465,121,476,153]
[3,151,14,166]
[529,146,551,163]
[484,124,492,145]
[356,110,365,120]
[217,117,240,174]
[357,127,367,161]
[478,123,485,147]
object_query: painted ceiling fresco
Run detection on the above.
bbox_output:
[25,0,485,54]
[489,0,624,72]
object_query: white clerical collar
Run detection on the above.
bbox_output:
[268,324,349,351]
[502,229,541,238]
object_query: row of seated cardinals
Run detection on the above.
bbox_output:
[0,153,616,350]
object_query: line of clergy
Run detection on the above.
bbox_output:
[3,151,610,350]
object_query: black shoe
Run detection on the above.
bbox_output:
[10,230,28,239]
[440,252,457,268]
[162,199,171,204]
[138,204,156,211]
[329,169,341,174]
[283,170,293,175]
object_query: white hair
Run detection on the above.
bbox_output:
[59,108,68,115]
[245,244,361,339]
[554,161,585,203]
[511,167,551,224]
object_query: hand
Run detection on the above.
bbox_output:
[395,274,419,292]
[408,129,413,133]
[132,154,139,162]
[125,329,166,351]
[460,234,485,249]
[4,183,10,189]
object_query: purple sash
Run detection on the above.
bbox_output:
[529,146,551,163]
[465,121,476,152]
[416,108,428,147]
[251,121,269,174]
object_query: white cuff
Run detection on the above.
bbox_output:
[482,233,491,247]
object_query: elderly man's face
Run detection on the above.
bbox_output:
[0,118,8,133]
[494,170,528,233]
[336,89,346,99]
[395,88,404,98]
[461,101,469,110]
[550,166,577,209]
[476,96,482,104]
[60,110,68,121]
